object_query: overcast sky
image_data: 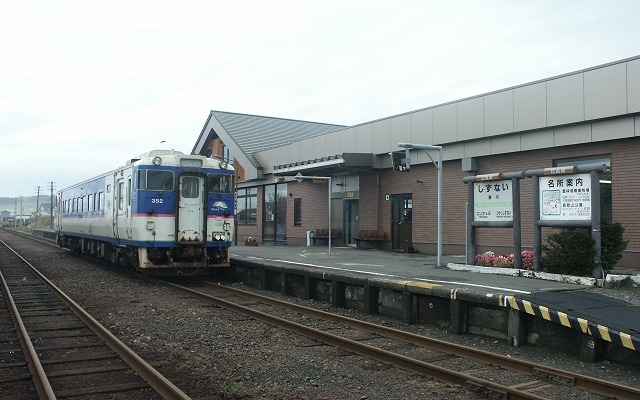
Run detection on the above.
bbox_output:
[1,0,639,198]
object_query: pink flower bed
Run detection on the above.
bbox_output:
[475,250,534,270]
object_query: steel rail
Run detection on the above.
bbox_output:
[161,280,549,400]
[0,239,191,400]
[1,269,57,399]
[201,281,640,400]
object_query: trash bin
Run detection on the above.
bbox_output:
[306,230,314,246]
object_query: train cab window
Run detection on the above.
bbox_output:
[138,170,174,191]
[208,174,234,193]
[181,176,200,198]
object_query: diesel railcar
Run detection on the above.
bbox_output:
[55,150,234,275]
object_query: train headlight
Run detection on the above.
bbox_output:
[152,156,162,166]
[146,219,155,230]
[219,160,228,169]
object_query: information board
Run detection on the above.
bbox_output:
[539,173,591,221]
[473,180,513,222]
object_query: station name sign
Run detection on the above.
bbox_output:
[473,174,513,222]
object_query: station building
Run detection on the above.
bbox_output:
[192,55,640,270]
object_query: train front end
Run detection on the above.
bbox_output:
[132,150,234,275]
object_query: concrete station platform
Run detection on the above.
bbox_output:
[230,244,640,363]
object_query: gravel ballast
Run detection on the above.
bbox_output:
[3,232,640,399]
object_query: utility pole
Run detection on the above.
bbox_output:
[48,181,56,229]
[35,186,41,229]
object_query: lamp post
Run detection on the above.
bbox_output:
[294,172,333,255]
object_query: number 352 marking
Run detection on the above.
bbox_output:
[151,199,164,204]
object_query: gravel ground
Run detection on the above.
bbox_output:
[4,232,640,399]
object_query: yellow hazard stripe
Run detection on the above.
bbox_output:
[578,318,591,334]
[620,333,635,350]
[521,300,534,315]
[597,325,611,342]
[507,296,519,310]
[539,306,551,321]
[558,311,571,327]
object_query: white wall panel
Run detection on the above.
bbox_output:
[312,135,327,156]
[463,138,490,158]
[490,134,521,155]
[484,90,514,136]
[433,103,457,144]
[514,82,546,131]
[389,114,410,150]
[628,58,640,113]
[521,129,553,151]
[585,63,627,120]
[355,124,373,152]
[410,109,433,145]
[298,137,314,161]
[457,97,484,141]
[372,119,391,154]
[547,74,584,126]
[325,131,341,156]
[592,118,634,142]
[442,142,464,161]
[339,127,357,153]
[554,124,591,146]
[287,141,300,162]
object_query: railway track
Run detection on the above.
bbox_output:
[159,277,640,400]
[0,238,191,399]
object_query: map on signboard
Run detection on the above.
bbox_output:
[473,180,513,222]
[541,190,561,216]
[539,173,591,221]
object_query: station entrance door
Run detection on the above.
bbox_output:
[391,194,412,250]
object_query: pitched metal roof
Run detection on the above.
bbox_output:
[193,110,346,171]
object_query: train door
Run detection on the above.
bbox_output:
[115,177,132,240]
[177,174,205,243]
[391,194,412,250]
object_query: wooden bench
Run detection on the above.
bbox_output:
[353,229,387,249]
[313,228,338,245]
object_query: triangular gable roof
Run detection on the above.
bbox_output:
[192,110,345,180]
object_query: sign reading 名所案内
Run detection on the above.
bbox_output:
[539,173,591,221]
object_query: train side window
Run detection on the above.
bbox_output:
[88,194,93,212]
[118,182,125,210]
[98,192,103,211]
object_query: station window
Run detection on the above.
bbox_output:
[237,187,257,225]
[294,198,302,226]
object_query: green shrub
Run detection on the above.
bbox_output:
[542,221,628,276]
